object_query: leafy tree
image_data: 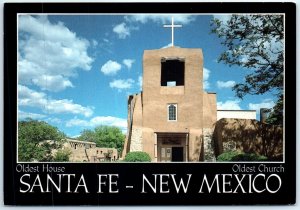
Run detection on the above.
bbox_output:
[211,15,283,125]
[78,126,125,155]
[18,119,66,162]
[54,149,72,162]
[265,94,283,125]
[78,129,96,142]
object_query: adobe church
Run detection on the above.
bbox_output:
[122,19,283,162]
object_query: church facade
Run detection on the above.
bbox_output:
[122,46,283,162]
[123,46,218,162]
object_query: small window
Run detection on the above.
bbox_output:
[168,104,177,121]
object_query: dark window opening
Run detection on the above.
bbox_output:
[161,59,184,86]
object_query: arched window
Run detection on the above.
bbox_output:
[168,104,177,121]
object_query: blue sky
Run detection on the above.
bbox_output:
[17,14,278,137]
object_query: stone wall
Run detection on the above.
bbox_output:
[212,118,283,160]
[203,128,216,162]
[129,126,143,151]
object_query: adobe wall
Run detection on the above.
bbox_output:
[64,139,96,162]
[141,47,207,161]
[203,93,217,128]
[212,118,283,159]
[124,47,218,162]
[142,47,204,132]
[64,139,118,162]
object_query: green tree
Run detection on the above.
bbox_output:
[54,149,72,162]
[78,129,96,142]
[211,15,283,125]
[78,126,125,154]
[18,119,66,162]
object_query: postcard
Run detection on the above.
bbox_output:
[3,2,296,205]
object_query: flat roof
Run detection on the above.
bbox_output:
[217,110,256,112]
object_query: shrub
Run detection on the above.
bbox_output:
[217,151,267,162]
[54,149,71,162]
[124,151,151,162]
[217,151,241,161]
[231,153,267,161]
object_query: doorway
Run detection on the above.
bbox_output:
[156,133,188,162]
[172,147,184,162]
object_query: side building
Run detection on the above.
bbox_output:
[64,139,118,162]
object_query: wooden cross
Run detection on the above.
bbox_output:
[163,17,182,47]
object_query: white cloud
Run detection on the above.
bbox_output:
[113,22,131,39]
[66,116,127,133]
[18,110,46,120]
[117,15,195,40]
[46,117,62,124]
[100,60,122,76]
[90,116,127,128]
[123,59,135,69]
[203,67,211,90]
[103,38,110,43]
[92,39,98,47]
[138,76,143,90]
[109,79,134,91]
[71,134,81,139]
[212,15,232,23]
[217,100,241,110]
[65,117,90,127]
[248,99,275,112]
[18,15,93,92]
[18,85,93,117]
[32,75,74,92]
[216,80,236,89]
[125,14,196,25]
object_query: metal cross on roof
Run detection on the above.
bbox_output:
[163,17,182,47]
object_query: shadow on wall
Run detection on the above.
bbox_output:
[212,118,283,160]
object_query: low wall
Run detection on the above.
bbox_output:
[212,118,283,160]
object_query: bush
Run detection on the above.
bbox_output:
[217,151,267,162]
[217,151,241,161]
[54,149,71,162]
[231,153,267,161]
[124,151,151,162]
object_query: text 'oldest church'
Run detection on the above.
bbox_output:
[122,21,283,162]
